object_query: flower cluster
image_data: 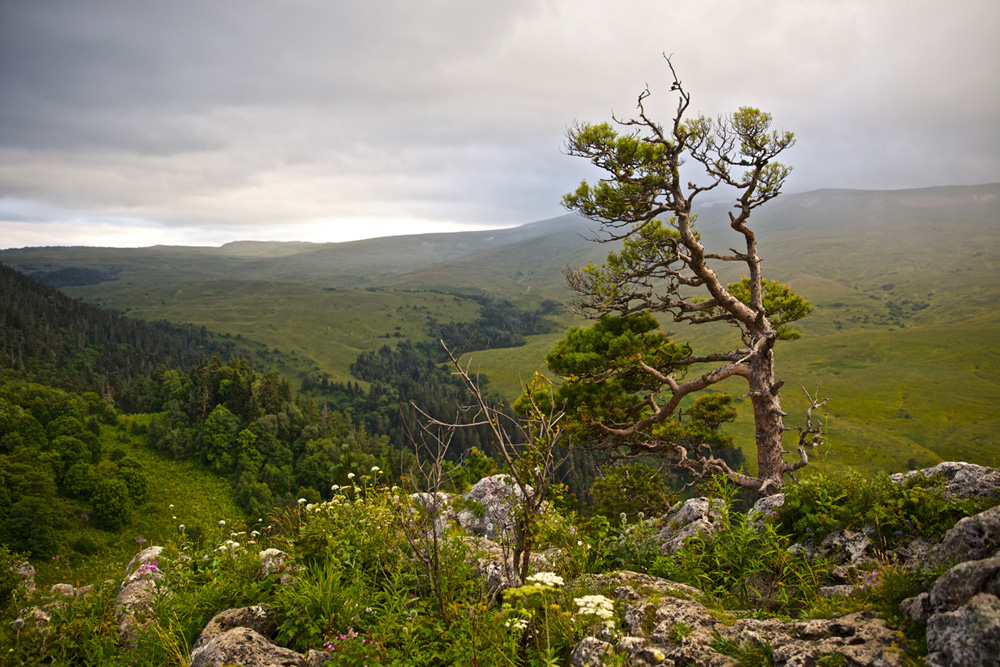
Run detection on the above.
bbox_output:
[322,627,378,661]
[857,569,880,591]
[574,594,616,629]
[135,560,159,576]
[526,571,564,588]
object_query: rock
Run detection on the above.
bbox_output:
[115,579,158,649]
[16,562,35,594]
[747,492,785,527]
[259,548,290,576]
[576,571,907,667]
[408,491,456,538]
[891,462,1000,500]
[460,536,564,594]
[303,649,335,667]
[49,583,75,597]
[459,474,531,541]
[929,555,1000,613]
[820,528,874,565]
[655,497,725,555]
[190,606,278,656]
[900,592,932,625]
[115,545,165,649]
[189,626,305,667]
[570,636,614,666]
[124,545,164,579]
[926,593,1000,667]
[937,506,1000,563]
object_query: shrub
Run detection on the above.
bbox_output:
[91,477,133,531]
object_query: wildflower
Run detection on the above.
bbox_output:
[169,504,174,509]
[172,515,177,520]
[371,466,380,473]
[575,594,615,623]
[527,572,565,588]
[219,520,226,528]
[505,617,529,630]
[298,498,307,504]
[348,472,356,480]
[178,524,185,533]
[331,484,340,491]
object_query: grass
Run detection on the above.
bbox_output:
[33,414,246,590]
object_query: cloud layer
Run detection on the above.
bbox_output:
[1,0,997,248]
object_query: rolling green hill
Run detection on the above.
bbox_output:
[2,184,998,474]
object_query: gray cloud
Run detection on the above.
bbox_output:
[1,0,998,248]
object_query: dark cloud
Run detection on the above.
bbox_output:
[0,0,997,248]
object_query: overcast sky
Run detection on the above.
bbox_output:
[1,0,997,249]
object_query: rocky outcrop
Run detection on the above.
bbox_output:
[891,462,1000,500]
[189,626,305,667]
[900,548,1000,667]
[115,545,164,648]
[581,571,906,666]
[936,505,1000,563]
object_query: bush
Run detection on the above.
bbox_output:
[91,477,133,531]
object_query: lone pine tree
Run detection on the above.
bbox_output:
[548,58,826,496]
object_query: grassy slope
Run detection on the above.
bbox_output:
[35,414,245,589]
[2,186,997,475]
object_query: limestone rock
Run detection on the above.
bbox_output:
[747,492,785,527]
[655,497,725,555]
[929,555,1000,613]
[124,545,164,579]
[191,606,278,656]
[820,528,875,565]
[259,548,290,576]
[460,535,563,594]
[49,583,75,597]
[578,571,906,667]
[936,506,1000,563]
[115,545,165,649]
[891,462,1000,500]
[16,562,35,594]
[189,626,305,667]
[570,636,614,666]
[459,474,530,541]
[926,593,1000,667]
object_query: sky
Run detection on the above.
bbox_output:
[1,0,998,249]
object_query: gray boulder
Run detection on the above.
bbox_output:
[190,606,278,657]
[926,593,1000,667]
[458,474,530,541]
[587,571,906,666]
[570,636,614,666]
[16,562,35,594]
[115,545,165,648]
[936,505,1000,563]
[891,462,1000,500]
[189,626,305,667]
[655,497,725,555]
[747,492,785,527]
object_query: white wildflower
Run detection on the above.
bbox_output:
[371,466,380,473]
[575,594,615,622]
[527,572,565,588]
[347,472,356,480]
